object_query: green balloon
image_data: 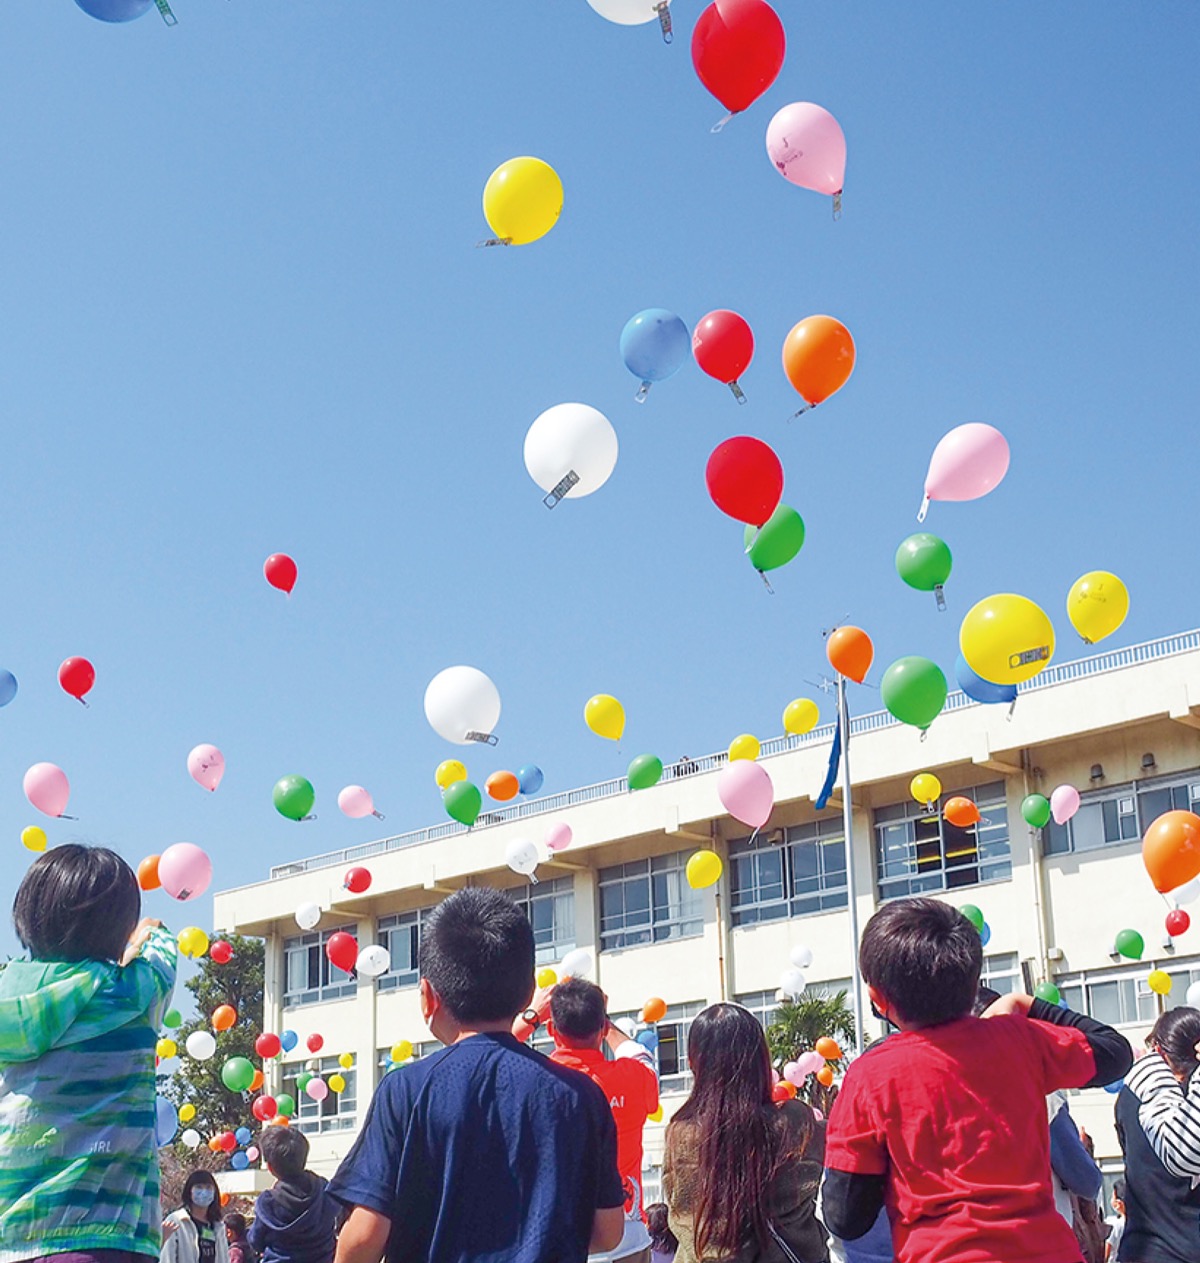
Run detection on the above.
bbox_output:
[1021,793,1052,829]
[162,1009,182,1029]
[880,656,948,730]
[1034,982,1061,1005]
[275,1093,296,1118]
[627,754,664,791]
[1115,928,1144,960]
[296,1072,313,1092]
[220,1056,256,1093]
[743,505,806,573]
[273,775,315,821]
[960,904,985,932]
[443,780,482,827]
[895,533,953,592]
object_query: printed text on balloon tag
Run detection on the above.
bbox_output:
[543,470,580,509]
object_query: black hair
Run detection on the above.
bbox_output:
[860,897,982,1028]
[1150,1006,1200,1082]
[419,887,534,1023]
[13,844,140,963]
[647,1203,678,1255]
[972,985,1002,1017]
[182,1169,223,1223]
[550,977,607,1042]
[260,1123,309,1180]
[225,1211,247,1237]
[1113,1178,1126,1203]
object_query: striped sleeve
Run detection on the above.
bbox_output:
[1130,1054,1200,1179]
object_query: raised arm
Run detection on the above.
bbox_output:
[1127,1053,1200,1178]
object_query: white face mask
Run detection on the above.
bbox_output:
[191,1187,216,1209]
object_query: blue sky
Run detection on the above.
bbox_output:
[1,1,1197,962]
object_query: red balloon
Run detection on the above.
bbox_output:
[691,0,786,115]
[306,1033,325,1053]
[255,1032,282,1059]
[217,1130,237,1153]
[705,437,784,527]
[326,930,358,973]
[264,553,298,595]
[209,940,233,965]
[58,657,95,703]
[692,310,754,394]
[252,1094,278,1121]
[344,866,372,894]
[1166,909,1191,938]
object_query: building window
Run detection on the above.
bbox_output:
[376,1040,441,1082]
[508,877,576,966]
[979,952,1020,997]
[874,782,1010,900]
[735,989,780,1030]
[599,853,704,952]
[1057,957,1200,1027]
[376,908,437,992]
[282,1055,357,1133]
[283,925,358,1007]
[729,819,847,926]
[611,1000,704,1095]
[1044,772,1200,857]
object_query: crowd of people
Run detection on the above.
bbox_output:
[3,845,1200,1263]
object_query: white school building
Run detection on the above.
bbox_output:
[212,628,1200,1194]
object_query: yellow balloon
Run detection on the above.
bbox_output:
[391,1040,413,1063]
[179,1103,196,1122]
[1148,969,1173,996]
[648,1105,664,1123]
[686,850,723,890]
[156,1038,178,1060]
[1067,571,1129,645]
[910,773,942,807]
[338,1052,354,1070]
[728,734,760,762]
[585,694,625,742]
[435,759,468,791]
[329,1073,347,1094]
[20,826,47,852]
[482,156,563,246]
[536,967,558,989]
[960,593,1056,686]
[178,927,209,959]
[783,698,819,736]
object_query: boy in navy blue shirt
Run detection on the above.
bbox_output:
[249,1125,339,1263]
[330,887,625,1263]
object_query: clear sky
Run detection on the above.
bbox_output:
[1,1,1197,962]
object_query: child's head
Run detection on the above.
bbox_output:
[260,1123,310,1181]
[13,844,140,963]
[1112,1178,1126,1216]
[646,1202,679,1254]
[182,1169,222,1222]
[419,887,534,1024]
[860,897,982,1029]
[549,977,608,1048]
[225,1211,247,1239]
[1149,1006,1200,1083]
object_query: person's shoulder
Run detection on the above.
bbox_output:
[525,1044,612,1108]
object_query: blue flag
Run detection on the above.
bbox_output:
[815,712,842,810]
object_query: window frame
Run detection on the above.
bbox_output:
[507,876,577,966]
[1055,956,1200,1028]
[281,1054,358,1134]
[375,906,437,992]
[282,924,358,1007]
[1043,770,1200,857]
[729,818,848,927]
[598,852,704,952]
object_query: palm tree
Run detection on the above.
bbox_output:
[765,989,856,1112]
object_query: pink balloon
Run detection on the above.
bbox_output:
[1050,784,1081,826]
[545,822,573,852]
[246,1146,260,1162]
[798,1050,826,1076]
[717,760,774,829]
[919,423,1010,521]
[24,762,70,818]
[338,785,376,819]
[158,842,213,902]
[812,1107,824,1121]
[765,102,846,197]
[783,1060,805,1087]
[187,744,225,792]
[305,1077,329,1102]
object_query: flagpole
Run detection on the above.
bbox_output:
[839,674,866,1055]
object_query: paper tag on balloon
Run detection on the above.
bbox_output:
[728,380,747,404]
[634,381,652,404]
[655,1,673,42]
[832,191,842,221]
[466,731,499,746]
[475,236,513,248]
[1008,646,1051,669]
[934,584,947,612]
[155,0,178,23]
[543,470,580,509]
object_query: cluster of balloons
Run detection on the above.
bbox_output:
[778,942,813,1001]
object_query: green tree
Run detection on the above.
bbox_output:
[163,934,265,1139]
[765,988,857,1113]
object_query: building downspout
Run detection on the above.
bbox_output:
[1023,748,1052,981]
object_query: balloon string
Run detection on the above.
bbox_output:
[1007,699,1017,721]
[635,382,651,404]
[655,1,673,42]
[748,826,761,847]
[711,112,735,134]
[917,495,930,523]
[832,191,843,221]
[475,237,512,248]
[728,380,747,404]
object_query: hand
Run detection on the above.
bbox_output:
[120,918,162,967]
[529,984,556,1021]
[979,992,1034,1019]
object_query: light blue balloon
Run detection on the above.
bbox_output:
[955,654,1017,706]
[980,922,992,948]
[231,1151,250,1170]
[0,671,17,708]
[1103,1078,1124,1095]
[620,309,690,387]
[154,1096,177,1147]
[235,1126,251,1145]
[517,764,544,796]
[635,1029,659,1052]
[75,0,155,20]
[280,1029,298,1053]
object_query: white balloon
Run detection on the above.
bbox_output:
[424,666,502,745]
[1174,879,1200,907]
[294,902,321,931]
[779,969,807,999]
[615,1017,639,1038]
[506,838,540,878]
[586,0,661,24]
[790,944,814,970]
[1187,981,1200,1010]
[186,1030,216,1061]
[356,945,391,978]
[560,948,593,979]
[181,1128,202,1150]
[523,403,618,501]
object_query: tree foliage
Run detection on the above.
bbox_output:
[765,988,857,1112]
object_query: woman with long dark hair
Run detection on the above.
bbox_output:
[160,1169,231,1263]
[664,1004,828,1263]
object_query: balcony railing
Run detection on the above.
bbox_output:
[269,628,1200,878]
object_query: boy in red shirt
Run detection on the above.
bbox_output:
[823,897,1131,1263]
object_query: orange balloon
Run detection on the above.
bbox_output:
[249,1069,264,1092]
[642,997,667,1024]
[220,1193,232,1208]
[814,1037,842,1061]
[137,855,161,892]
[486,771,520,802]
[208,1137,222,1152]
[211,1004,237,1032]
[826,626,874,684]
[1143,810,1200,893]
[782,315,856,407]
[772,1080,797,1102]
[272,1114,291,1127]
[944,797,982,828]
[816,1065,835,1087]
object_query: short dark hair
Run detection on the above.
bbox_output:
[225,1211,247,1237]
[182,1170,223,1222]
[1150,1006,1200,1082]
[260,1124,309,1180]
[860,897,982,1028]
[419,887,534,1023]
[1113,1178,1126,1203]
[13,845,140,963]
[550,977,608,1042]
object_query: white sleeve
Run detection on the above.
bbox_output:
[1131,1055,1200,1180]
[613,1037,656,1072]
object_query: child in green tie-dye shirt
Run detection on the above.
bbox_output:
[0,844,178,1263]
